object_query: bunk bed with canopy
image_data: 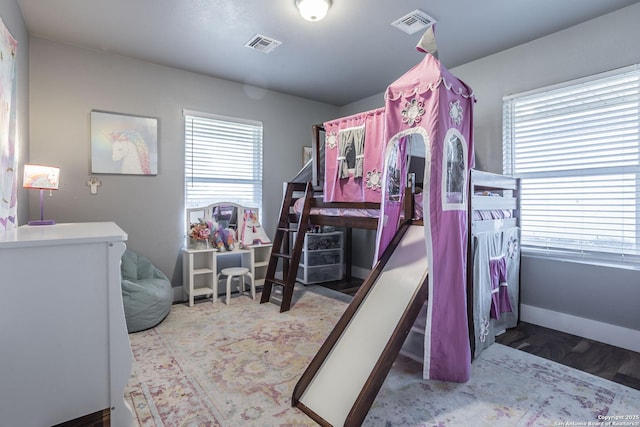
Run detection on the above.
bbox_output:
[259,27,522,426]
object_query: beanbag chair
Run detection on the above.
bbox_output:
[121,249,172,333]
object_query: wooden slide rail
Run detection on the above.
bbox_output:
[292,221,429,426]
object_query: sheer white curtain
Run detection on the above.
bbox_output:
[337,126,365,179]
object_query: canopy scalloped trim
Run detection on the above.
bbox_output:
[324,107,386,128]
[385,76,474,102]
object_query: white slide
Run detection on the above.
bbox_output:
[293,224,428,426]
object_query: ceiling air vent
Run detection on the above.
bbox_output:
[391,9,437,35]
[244,34,282,53]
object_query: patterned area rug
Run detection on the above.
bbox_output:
[125,286,640,426]
[367,346,640,426]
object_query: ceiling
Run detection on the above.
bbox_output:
[17,0,640,106]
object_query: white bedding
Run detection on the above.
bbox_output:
[293,193,425,220]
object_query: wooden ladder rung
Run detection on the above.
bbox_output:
[267,278,287,287]
[271,252,292,260]
[277,227,298,233]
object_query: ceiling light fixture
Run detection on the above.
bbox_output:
[295,0,331,22]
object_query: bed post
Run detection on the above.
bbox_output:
[467,170,476,359]
[311,124,323,189]
[403,186,413,223]
[345,228,352,281]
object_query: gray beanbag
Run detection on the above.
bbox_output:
[121,249,172,333]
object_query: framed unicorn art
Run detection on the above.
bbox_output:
[90,110,158,175]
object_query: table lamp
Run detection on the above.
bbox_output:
[23,164,60,226]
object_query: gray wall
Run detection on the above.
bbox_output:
[340,4,640,331]
[0,0,29,226]
[28,38,339,285]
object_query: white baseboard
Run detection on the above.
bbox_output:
[520,304,640,353]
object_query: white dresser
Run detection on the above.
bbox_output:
[0,222,134,426]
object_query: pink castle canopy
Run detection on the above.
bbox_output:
[375,40,475,382]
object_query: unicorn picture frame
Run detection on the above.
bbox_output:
[90,110,158,175]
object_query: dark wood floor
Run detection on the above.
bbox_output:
[319,278,362,296]
[317,280,640,391]
[496,321,640,391]
[54,409,109,427]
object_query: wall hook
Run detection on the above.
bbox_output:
[86,176,101,195]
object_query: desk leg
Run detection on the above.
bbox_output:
[189,271,195,306]
[346,228,352,281]
[212,251,218,303]
[183,253,194,307]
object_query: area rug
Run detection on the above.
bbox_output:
[125,286,640,426]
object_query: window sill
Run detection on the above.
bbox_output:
[521,249,640,271]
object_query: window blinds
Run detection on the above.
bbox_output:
[503,65,640,265]
[184,111,263,210]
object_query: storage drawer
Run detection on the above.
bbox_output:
[304,249,342,267]
[297,264,343,284]
[305,232,342,250]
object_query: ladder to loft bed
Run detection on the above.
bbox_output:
[260,182,313,312]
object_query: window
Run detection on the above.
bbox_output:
[184,110,263,211]
[503,65,640,265]
[337,126,365,179]
[442,128,468,210]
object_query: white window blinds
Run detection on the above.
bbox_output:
[184,111,263,210]
[503,65,640,265]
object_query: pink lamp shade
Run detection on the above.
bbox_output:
[23,164,60,225]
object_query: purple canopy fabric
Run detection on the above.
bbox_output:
[375,49,475,382]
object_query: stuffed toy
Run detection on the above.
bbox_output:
[200,217,237,252]
[212,226,236,252]
[211,227,225,251]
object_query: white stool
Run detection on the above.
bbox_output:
[217,267,255,305]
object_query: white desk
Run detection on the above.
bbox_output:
[182,243,272,306]
[0,222,134,426]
